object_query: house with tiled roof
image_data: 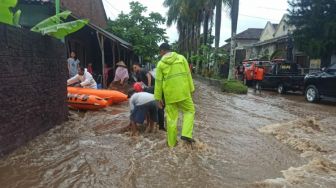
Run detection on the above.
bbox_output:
[245,15,311,69]
[223,28,263,63]
[225,28,263,49]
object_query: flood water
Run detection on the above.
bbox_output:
[0,80,335,187]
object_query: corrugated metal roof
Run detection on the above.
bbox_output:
[88,22,132,49]
[70,14,132,50]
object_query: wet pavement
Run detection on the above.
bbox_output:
[0,80,335,187]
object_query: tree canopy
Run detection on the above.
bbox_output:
[106,1,167,62]
[288,0,336,59]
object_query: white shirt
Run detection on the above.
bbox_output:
[67,70,97,89]
[129,92,155,111]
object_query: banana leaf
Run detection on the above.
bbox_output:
[13,9,21,26]
[38,19,89,39]
[0,0,17,7]
[0,0,18,25]
[0,7,13,25]
[31,10,72,32]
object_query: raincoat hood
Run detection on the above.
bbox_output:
[161,52,179,65]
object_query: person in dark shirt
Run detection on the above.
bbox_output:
[132,63,165,131]
[132,63,155,87]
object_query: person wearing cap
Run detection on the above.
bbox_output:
[113,61,129,86]
[128,89,158,136]
[154,43,195,147]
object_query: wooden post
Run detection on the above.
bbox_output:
[97,32,105,88]
[112,40,116,70]
[117,43,121,61]
[123,48,126,64]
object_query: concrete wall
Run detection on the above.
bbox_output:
[0,24,68,156]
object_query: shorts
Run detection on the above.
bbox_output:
[130,101,158,124]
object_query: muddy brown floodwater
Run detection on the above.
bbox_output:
[0,80,335,188]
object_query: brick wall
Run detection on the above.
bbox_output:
[0,24,68,156]
[61,0,107,28]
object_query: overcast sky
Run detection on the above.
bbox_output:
[102,0,289,46]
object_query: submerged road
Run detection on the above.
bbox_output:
[0,80,335,187]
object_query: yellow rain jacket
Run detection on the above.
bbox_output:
[154,52,194,103]
[154,52,195,147]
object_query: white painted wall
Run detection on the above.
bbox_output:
[259,22,276,42]
[273,15,296,38]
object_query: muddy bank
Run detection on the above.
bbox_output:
[0,80,335,187]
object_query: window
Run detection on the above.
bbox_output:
[283,25,286,31]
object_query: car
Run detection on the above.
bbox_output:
[260,61,305,94]
[304,63,336,102]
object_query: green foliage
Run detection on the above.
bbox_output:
[0,0,21,27]
[106,1,167,62]
[213,47,230,64]
[31,10,88,40]
[31,10,72,32]
[288,0,336,59]
[270,49,285,60]
[221,79,248,94]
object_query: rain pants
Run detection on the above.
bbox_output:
[154,52,195,147]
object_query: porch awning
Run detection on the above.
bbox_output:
[70,14,132,50]
[87,23,132,50]
[252,35,288,47]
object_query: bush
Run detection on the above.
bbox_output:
[221,79,248,94]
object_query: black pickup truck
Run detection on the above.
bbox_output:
[258,62,305,94]
[304,63,336,102]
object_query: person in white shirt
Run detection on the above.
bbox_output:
[128,90,158,136]
[67,67,97,89]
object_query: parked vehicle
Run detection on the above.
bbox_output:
[258,61,305,94]
[242,60,271,86]
[304,63,336,102]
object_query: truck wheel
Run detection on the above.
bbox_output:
[277,84,286,94]
[305,85,320,103]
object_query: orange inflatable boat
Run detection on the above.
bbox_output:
[67,93,108,110]
[67,87,128,105]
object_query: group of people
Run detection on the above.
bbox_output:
[235,62,265,93]
[128,43,196,147]
[66,43,196,148]
[66,52,130,90]
[67,52,97,89]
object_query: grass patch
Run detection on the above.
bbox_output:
[221,79,248,94]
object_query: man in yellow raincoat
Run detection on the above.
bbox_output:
[154,43,195,147]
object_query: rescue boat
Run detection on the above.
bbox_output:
[67,93,108,110]
[67,87,128,105]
